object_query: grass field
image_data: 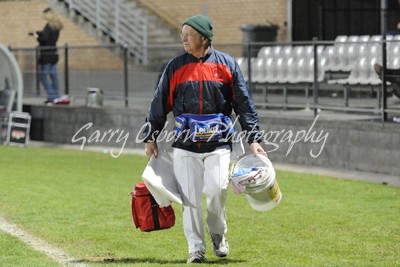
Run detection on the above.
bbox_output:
[0,145,399,267]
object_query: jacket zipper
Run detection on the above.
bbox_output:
[198,59,203,150]
[199,59,203,115]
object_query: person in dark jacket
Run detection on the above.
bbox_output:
[143,15,267,263]
[33,7,63,104]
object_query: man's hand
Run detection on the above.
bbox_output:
[250,142,268,157]
[145,142,159,159]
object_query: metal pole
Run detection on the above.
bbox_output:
[124,45,128,108]
[203,3,208,16]
[246,44,253,94]
[115,0,120,44]
[312,37,319,117]
[318,0,324,40]
[287,0,292,42]
[381,0,388,122]
[96,0,101,30]
[64,44,69,95]
[142,23,148,65]
[35,46,40,96]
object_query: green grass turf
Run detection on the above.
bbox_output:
[0,230,59,267]
[0,145,399,266]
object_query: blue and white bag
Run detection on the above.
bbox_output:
[175,113,235,142]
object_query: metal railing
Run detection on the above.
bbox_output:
[63,0,148,64]
[239,36,400,120]
[9,40,400,121]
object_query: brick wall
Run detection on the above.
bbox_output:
[0,0,123,70]
[136,0,288,43]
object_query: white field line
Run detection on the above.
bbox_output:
[0,216,88,267]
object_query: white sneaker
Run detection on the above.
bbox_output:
[210,233,229,257]
[187,251,206,263]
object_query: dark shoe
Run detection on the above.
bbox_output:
[210,233,229,257]
[44,100,54,105]
[187,251,206,263]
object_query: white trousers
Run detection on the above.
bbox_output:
[173,146,231,254]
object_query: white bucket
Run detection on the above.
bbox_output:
[85,88,103,107]
[232,154,282,212]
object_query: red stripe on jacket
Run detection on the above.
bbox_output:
[167,62,234,113]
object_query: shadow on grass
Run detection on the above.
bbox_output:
[83,257,245,265]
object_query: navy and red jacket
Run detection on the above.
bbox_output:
[143,48,262,153]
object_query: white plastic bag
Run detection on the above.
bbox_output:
[142,150,183,207]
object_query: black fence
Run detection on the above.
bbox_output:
[10,38,400,121]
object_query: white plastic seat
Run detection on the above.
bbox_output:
[359,35,371,42]
[237,57,249,82]
[296,57,326,83]
[271,46,283,59]
[275,57,289,83]
[389,57,400,69]
[357,42,370,60]
[331,44,347,71]
[252,57,266,83]
[388,39,400,59]
[296,58,309,83]
[264,57,278,83]
[348,57,368,85]
[281,46,293,60]
[342,36,360,71]
[334,35,348,43]
[369,35,383,60]
[257,46,272,60]
[257,57,269,83]
[366,57,382,85]
[328,57,365,85]
[292,46,306,59]
[323,46,335,71]
[287,57,299,84]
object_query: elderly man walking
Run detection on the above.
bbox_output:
[143,15,267,263]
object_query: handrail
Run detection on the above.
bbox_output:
[0,44,23,112]
[63,0,148,64]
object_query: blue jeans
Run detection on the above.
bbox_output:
[40,64,59,101]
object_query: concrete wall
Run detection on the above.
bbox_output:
[259,116,400,176]
[25,105,400,176]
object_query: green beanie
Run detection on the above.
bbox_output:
[183,15,213,42]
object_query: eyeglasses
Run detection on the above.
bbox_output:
[180,32,200,39]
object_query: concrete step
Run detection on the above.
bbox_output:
[47,0,181,66]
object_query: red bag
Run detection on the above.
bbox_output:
[130,182,175,232]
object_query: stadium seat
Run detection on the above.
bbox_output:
[271,46,283,59]
[286,57,299,84]
[281,46,293,60]
[388,37,400,60]
[275,57,289,83]
[296,56,326,83]
[327,57,365,85]
[323,46,335,71]
[330,35,348,71]
[368,35,383,61]
[366,57,382,85]
[389,57,400,69]
[257,46,272,60]
[252,57,265,83]
[264,57,278,83]
[342,35,360,71]
[237,57,249,81]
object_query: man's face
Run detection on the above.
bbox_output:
[181,25,204,55]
